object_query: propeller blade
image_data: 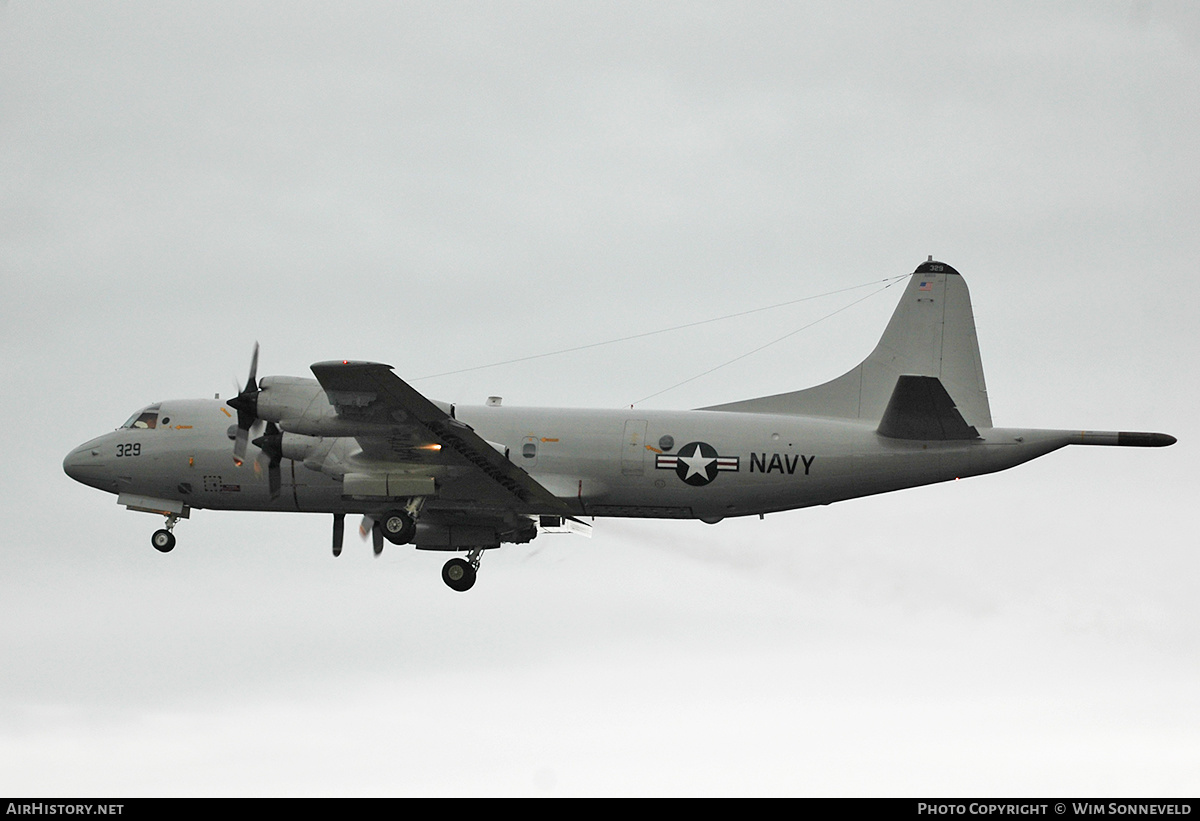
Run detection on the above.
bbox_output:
[227,342,262,463]
[243,341,259,396]
[233,425,249,464]
[360,515,384,554]
[252,422,283,500]
[267,459,281,500]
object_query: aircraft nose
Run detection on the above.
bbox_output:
[63,443,93,482]
[63,440,111,488]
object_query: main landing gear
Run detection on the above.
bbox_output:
[150,514,181,553]
[381,509,417,545]
[367,501,423,556]
[441,548,483,592]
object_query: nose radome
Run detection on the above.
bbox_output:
[63,442,106,484]
[63,445,88,482]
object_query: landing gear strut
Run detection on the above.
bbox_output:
[442,548,484,592]
[151,513,181,553]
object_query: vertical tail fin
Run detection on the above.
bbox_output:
[701,260,992,428]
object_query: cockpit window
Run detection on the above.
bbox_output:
[122,405,160,430]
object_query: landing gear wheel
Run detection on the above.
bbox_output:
[151,529,176,553]
[442,558,477,592]
[381,509,417,545]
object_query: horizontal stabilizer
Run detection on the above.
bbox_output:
[877,375,980,441]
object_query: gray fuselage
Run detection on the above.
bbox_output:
[64,396,1072,522]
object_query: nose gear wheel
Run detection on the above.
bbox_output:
[151,529,176,552]
[150,513,182,553]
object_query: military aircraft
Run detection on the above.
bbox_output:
[63,260,1175,591]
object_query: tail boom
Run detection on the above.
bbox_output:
[1067,430,1177,447]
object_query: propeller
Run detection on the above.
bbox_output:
[252,421,283,500]
[359,515,383,556]
[225,342,260,464]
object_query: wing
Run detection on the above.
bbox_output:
[309,360,569,514]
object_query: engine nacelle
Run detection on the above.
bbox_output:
[257,377,378,436]
[257,374,458,437]
[278,431,317,463]
[255,376,326,425]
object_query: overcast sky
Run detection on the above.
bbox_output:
[2,1,1198,796]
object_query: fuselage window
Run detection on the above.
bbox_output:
[522,442,537,459]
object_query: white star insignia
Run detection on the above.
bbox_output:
[678,443,716,481]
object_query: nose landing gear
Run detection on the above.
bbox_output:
[150,513,181,553]
[151,529,175,552]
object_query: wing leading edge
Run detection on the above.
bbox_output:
[309,360,570,514]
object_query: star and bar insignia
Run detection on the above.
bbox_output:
[655,441,739,486]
